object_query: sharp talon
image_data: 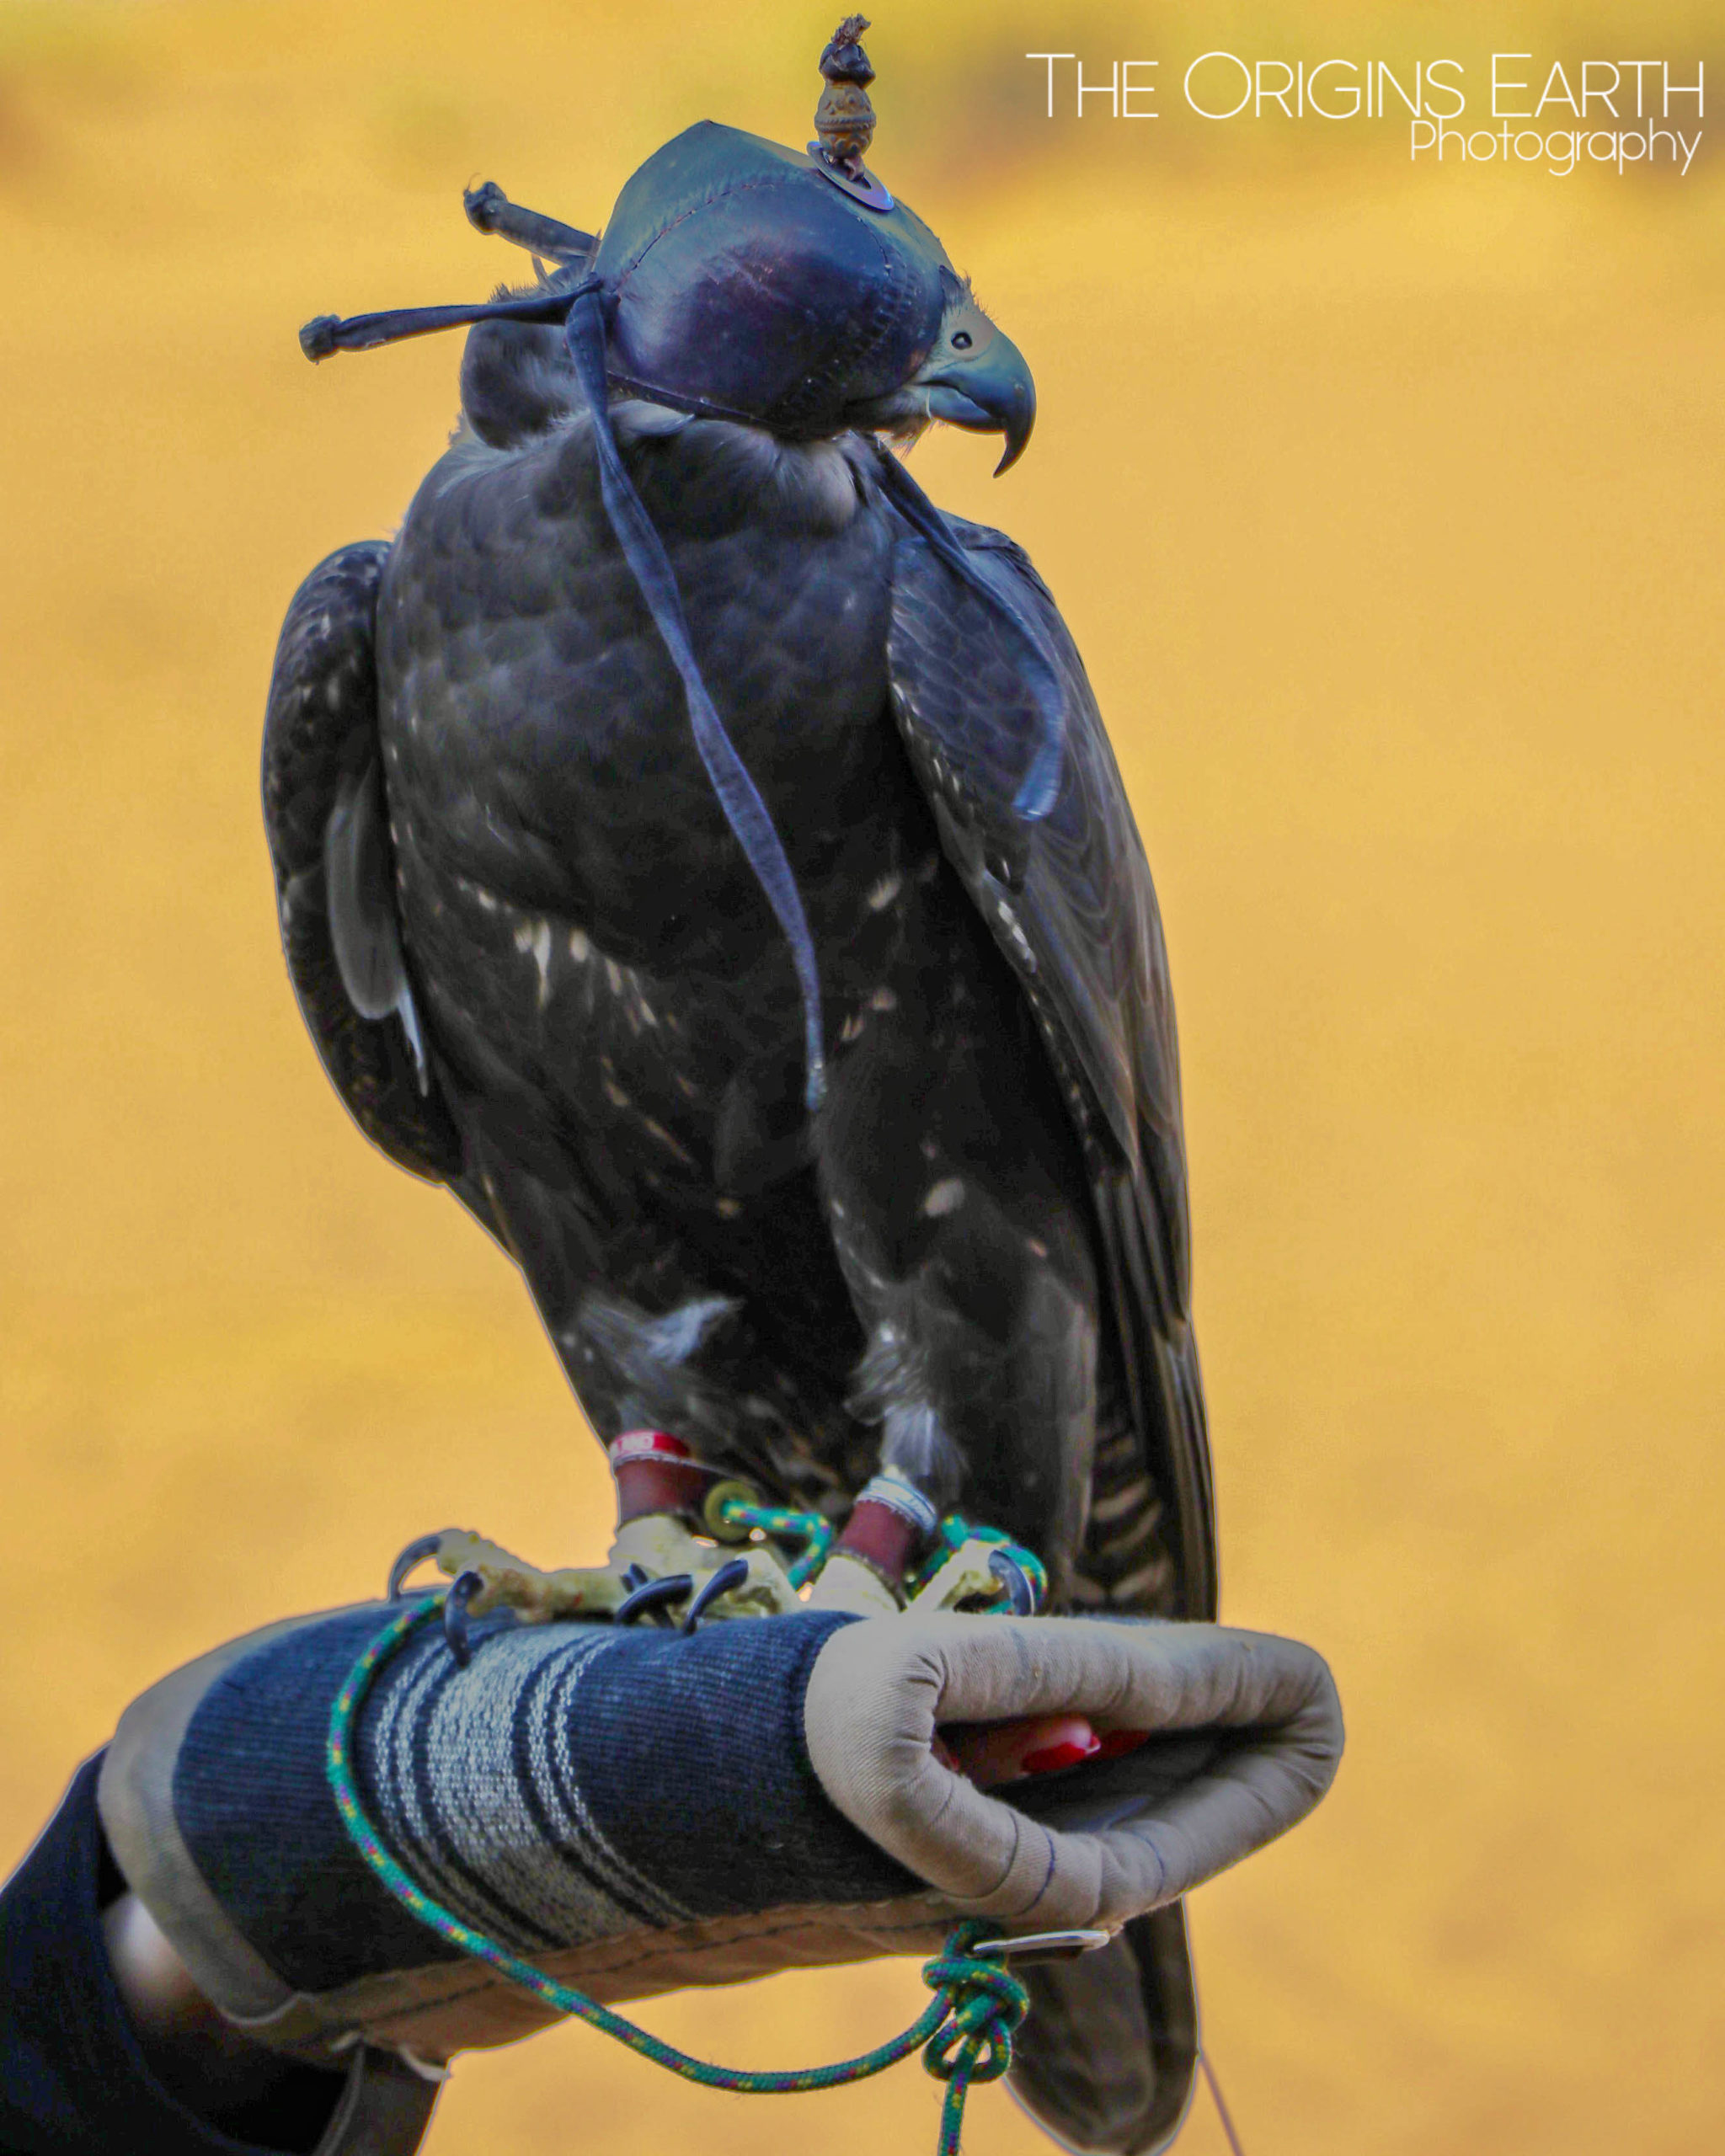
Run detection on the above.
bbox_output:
[988,1547,1041,1616]
[388,1531,450,1600]
[620,1563,652,1594]
[444,1570,483,1666]
[681,1556,751,1635]
[616,1573,694,1625]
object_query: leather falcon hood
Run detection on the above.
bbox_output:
[592,120,953,435]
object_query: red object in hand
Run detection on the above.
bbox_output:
[1095,1727,1151,1760]
[1021,1727,1103,1775]
[939,1714,1097,1788]
[937,1716,1154,1788]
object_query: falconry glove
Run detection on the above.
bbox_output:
[98,1601,1341,2156]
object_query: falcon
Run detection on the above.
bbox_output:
[264,22,1216,2150]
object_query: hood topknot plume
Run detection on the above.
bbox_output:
[814,15,878,173]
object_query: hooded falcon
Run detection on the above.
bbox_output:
[264,21,1217,2153]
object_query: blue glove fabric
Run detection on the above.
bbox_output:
[166,1604,910,1999]
[4,1604,910,2154]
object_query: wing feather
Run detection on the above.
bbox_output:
[261,542,465,1183]
[885,517,1216,1618]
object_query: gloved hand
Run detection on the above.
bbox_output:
[99,1601,1342,2154]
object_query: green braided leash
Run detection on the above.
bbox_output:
[328,1598,1028,2155]
[916,1515,1050,1601]
[713,1493,836,1587]
[709,1491,1049,1607]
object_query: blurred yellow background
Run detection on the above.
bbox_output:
[3,3,1722,2151]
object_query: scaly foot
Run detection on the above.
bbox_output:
[387,1519,804,1663]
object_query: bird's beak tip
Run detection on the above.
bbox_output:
[993,422,1031,478]
[975,355,1034,478]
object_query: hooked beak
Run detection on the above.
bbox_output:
[916,327,1036,475]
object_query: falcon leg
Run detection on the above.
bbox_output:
[804,1465,940,1614]
[809,917,1108,1608]
[384,1433,805,1649]
[387,1518,804,1637]
[388,1526,638,1625]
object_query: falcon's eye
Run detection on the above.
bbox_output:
[951,330,973,350]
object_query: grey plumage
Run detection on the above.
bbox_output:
[264,350,1213,1616]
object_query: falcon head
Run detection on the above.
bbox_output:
[854,264,1037,476]
[304,16,1035,478]
[590,119,1035,475]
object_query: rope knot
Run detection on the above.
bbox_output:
[920,1924,1030,2088]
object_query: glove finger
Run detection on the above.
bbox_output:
[803,1615,1343,1929]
